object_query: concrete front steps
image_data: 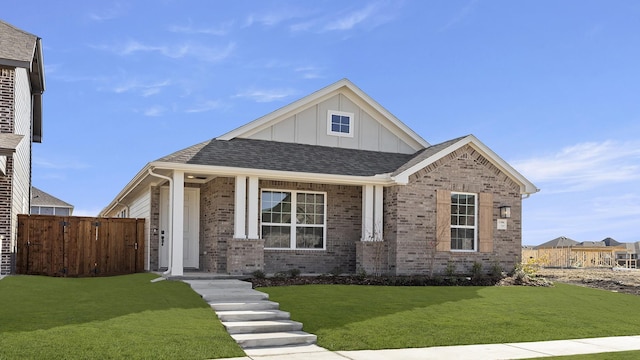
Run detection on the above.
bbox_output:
[184,279,317,349]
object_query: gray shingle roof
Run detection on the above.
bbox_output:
[535,236,579,249]
[32,187,73,208]
[156,138,417,176]
[0,20,38,65]
[392,136,467,176]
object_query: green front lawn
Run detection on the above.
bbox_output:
[261,283,640,351]
[0,274,244,360]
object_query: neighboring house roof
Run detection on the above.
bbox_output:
[535,236,579,249]
[31,187,73,208]
[575,241,606,247]
[602,237,623,247]
[0,20,45,143]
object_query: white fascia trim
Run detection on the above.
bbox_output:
[392,135,539,195]
[150,161,395,186]
[99,163,154,217]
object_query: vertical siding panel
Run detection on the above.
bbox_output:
[436,189,451,252]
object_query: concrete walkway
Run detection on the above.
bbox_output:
[220,335,640,359]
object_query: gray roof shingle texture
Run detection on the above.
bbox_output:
[157,138,420,176]
[0,20,38,64]
[32,187,73,208]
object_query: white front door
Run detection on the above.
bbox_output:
[159,187,200,269]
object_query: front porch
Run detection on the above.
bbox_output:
[152,172,388,277]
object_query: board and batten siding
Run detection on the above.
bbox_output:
[11,68,33,257]
[245,93,417,154]
[127,189,151,270]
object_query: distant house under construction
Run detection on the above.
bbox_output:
[523,236,637,268]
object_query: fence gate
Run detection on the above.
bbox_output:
[16,215,145,277]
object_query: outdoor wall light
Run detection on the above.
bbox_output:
[500,206,511,219]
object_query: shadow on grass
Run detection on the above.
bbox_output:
[261,284,485,331]
[0,273,206,332]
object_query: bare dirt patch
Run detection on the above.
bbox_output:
[537,268,640,296]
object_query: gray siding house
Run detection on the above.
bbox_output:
[31,186,74,216]
[0,20,45,275]
[100,79,538,277]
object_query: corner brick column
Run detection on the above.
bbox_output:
[227,238,264,275]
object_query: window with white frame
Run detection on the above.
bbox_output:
[450,192,477,251]
[261,190,326,249]
[327,110,354,137]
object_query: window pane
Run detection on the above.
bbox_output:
[40,207,54,215]
[262,191,292,224]
[263,225,291,248]
[296,227,324,249]
[451,226,475,250]
[54,208,70,216]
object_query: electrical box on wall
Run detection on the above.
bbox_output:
[497,219,507,230]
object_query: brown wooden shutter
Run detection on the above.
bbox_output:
[436,189,451,252]
[478,192,494,253]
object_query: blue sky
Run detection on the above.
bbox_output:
[4,1,640,246]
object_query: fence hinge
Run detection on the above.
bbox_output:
[134,242,138,250]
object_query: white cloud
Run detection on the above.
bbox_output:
[323,3,381,31]
[292,1,397,33]
[95,41,236,62]
[113,79,171,97]
[245,8,309,27]
[234,88,297,103]
[143,106,166,117]
[186,100,223,113]
[512,140,640,193]
[34,158,88,170]
[295,66,324,79]
[439,0,479,32]
[168,21,233,36]
[87,3,128,22]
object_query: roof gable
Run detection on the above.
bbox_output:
[218,79,429,154]
[392,135,539,195]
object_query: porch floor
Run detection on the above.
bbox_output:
[153,271,251,281]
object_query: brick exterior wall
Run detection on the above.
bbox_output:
[227,238,264,275]
[0,68,15,274]
[260,180,361,274]
[385,145,523,276]
[200,177,234,272]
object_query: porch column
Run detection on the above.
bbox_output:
[234,175,247,239]
[247,176,259,239]
[374,185,383,240]
[362,185,374,241]
[171,170,185,276]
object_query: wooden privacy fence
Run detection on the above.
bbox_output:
[16,215,145,277]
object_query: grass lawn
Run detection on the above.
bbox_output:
[261,283,640,351]
[0,274,244,360]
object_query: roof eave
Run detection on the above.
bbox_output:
[151,161,396,186]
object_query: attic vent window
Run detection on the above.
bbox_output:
[327,110,354,138]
